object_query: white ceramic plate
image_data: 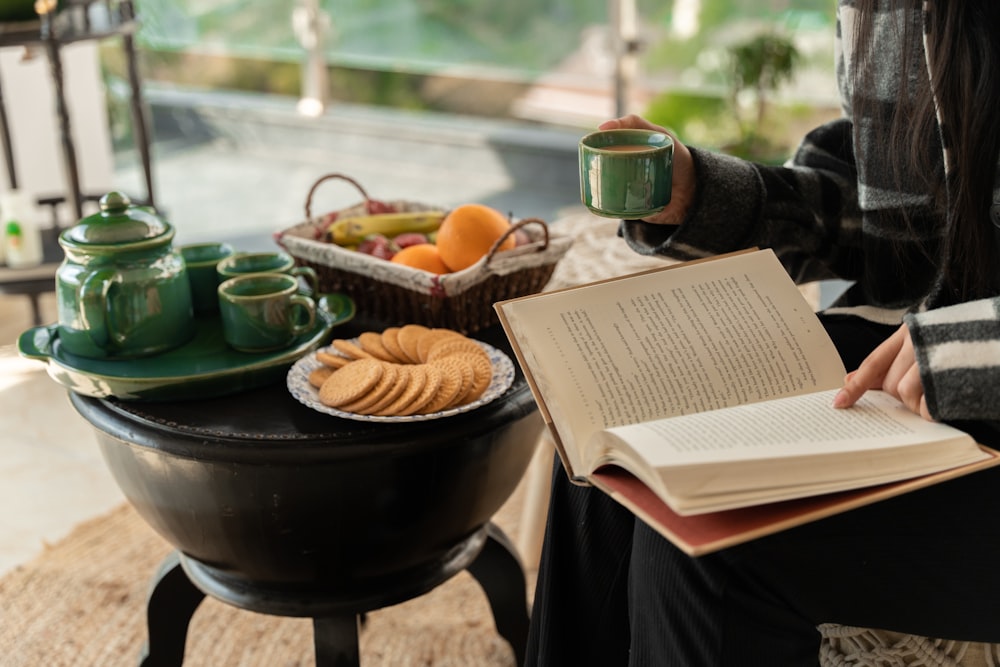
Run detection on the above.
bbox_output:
[286,339,516,422]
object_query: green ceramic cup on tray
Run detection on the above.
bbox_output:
[216,250,318,295]
[578,128,673,219]
[218,273,317,353]
[179,241,235,315]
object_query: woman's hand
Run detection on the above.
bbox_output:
[832,323,933,420]
[598,115,695,227]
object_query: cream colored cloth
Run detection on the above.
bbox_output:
[545,208,674,291]
[546,207,820,305]
[819,624,1000,667]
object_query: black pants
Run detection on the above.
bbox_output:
[525,314,1000,666]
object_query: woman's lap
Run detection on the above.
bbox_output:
[526,460,635,666]
[531,453,1000,665]
[722,461,1000,640]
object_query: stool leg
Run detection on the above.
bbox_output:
[313,614,361,667]
[467,523,530,667]
[139,551,206,667]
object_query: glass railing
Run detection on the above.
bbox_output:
[124,0,839,156]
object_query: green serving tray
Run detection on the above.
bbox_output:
[17,292,355,401]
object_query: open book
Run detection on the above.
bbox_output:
[495,249,1000,555]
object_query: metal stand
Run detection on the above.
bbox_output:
[0,1,155,317]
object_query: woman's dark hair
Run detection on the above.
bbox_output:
[853,0,1000,301]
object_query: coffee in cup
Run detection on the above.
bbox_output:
[578,128,673,219]
[218,273,317,352]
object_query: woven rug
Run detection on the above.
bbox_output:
[0,472,533,667]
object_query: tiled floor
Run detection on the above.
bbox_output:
[0,292,125,575]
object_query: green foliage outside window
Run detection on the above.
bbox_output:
[117,0,838,160]
[641,2,835,162]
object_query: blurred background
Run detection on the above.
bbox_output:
[0,0,841,248]
[117,0,838,141]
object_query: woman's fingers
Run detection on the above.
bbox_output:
[896,363,928,418]
[832,326,906,408]
[599,114,667,133]
[880,338,917,400]
[919,395,931,421]
[832,324,933,421]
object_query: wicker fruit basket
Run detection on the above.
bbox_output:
[274,173,574,333]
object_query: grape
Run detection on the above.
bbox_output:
[356,233,398,260]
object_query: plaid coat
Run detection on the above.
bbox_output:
[620,0,1000,422]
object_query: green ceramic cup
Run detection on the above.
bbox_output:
[180,242,235,315]
[218,273,317,352]
[216,251,319,295]
[578,128,673,219]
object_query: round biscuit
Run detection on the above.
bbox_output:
[357,364,412,415]
[332,339,374,360]
[459,352,493,403]
[432,351,483,407]
[380,327,408,362]
[339,362,399,413]
[426,337,487,363]
[374,363,428,416]
[318,358,384,408]
[396,324,430,363]
[447,358,477,407]
[358,331,398,362]
[316,350,350,368]
[308,365,335,388]
[398,364,444,416]
[415,328,467,363]
[420,358,467,413]
[428,355,474,407]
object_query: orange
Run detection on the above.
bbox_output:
[390,243,451,274]
[435,204,515,272]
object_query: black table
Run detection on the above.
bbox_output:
[68,324,540,667]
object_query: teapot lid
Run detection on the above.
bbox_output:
[62,192,171,246]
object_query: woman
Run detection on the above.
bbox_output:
[526,1,1000,664]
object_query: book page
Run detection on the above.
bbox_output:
[612,391,964,466]
[496,250,846,476]
[597,390,983,513]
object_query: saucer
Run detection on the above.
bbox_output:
[18,293,355,401]
[287,339,515,422]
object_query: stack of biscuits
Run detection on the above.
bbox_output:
[310,324,494,417]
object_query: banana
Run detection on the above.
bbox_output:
[326,211,446,245]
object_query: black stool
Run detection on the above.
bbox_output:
[68,324,540,667]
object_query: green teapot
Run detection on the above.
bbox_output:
[56,192,195,359]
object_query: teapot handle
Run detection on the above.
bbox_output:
[80,269,115,351]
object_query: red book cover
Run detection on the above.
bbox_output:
[589,446,1000,556]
